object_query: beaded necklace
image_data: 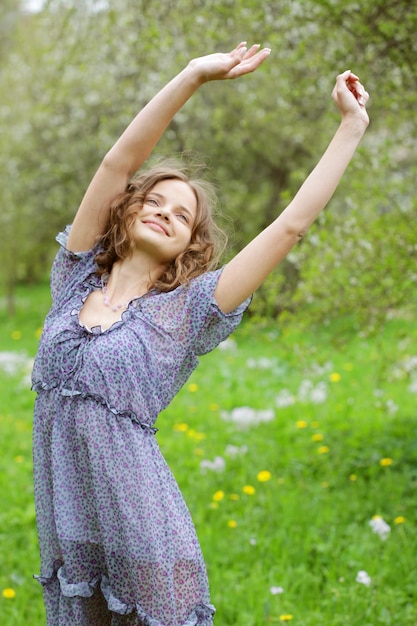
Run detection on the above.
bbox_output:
[101,275,139,313]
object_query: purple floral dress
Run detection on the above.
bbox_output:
[32,228,250,626]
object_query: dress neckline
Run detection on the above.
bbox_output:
[76,277,155,335]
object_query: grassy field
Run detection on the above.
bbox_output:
[1,284,416,625]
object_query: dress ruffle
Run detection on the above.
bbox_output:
[31,379,158,432]
[35,564,216,626]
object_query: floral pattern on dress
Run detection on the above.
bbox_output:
[32,227,250,626]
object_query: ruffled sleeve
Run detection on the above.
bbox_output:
[192,270,251,356]
[139,266,251,357]
[50,226,98,306]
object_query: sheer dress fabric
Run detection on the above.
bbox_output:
[32,227,250,626]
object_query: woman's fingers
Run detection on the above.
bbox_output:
[333,70,369,107]
[242,43,262,59]
[229,45,271,77]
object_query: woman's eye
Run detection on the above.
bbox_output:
[147,198,158,206]
[177,214,188,223]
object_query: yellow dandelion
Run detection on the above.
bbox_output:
[312,433,324,442]
[380,458,393,467]
[212,490,225,502]
[394,516,406,525]
[372,514,382,520]
[187,429,206,442]
[318,446,330,454]
[230,493,240,501]
[173,423,188,432]
[330,372,341,382]
[296,420,308,429]
[35,327,43,339]
[188,383,199,392]
[279,615,293,622]
[2,588,16,599]
[209,403,219,411]
[242,485,256,496]
[11,330,22,340]
[227,520,238,528]
[257,470,272,482]
[349,474,357,481]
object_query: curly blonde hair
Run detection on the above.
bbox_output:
[95,159,227,291]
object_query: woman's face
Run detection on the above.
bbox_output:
[131,179,198,262]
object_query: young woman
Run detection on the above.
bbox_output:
[32,42,369,625]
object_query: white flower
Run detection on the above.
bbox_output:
[275,390,296,408]
[408,378,417,394]
[297,379,328,404]
[359,239,373,251]
[0,351,32,376]
[308,361,333,376]
[217,337,237,351]
[369,516,391,541]
[220,407,275,429]
[224,444,248,458]
[386,399,398,415]
[403,356,417,372]
[309,381,328,404]
[249,537,257,546]
[297,379,313,401]
[200,456,225,474]
[356,570,371,586]
[269,586,284,595]
[247,357,277,370]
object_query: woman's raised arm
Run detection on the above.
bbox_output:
[214,70,370,313]
[67,42,271,252]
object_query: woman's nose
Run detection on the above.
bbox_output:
[156,207,170,221]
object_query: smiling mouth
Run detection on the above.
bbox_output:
[143,220,169,236]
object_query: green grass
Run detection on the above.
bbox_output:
[1,284,416,625]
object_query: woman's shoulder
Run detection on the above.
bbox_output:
[50,226,100,304]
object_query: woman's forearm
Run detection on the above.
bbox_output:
[277,115,368,239]
[104,65,204,178]
[67,43,270,252]
[214,68,370,314]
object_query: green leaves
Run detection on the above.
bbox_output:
[1,0,416,326]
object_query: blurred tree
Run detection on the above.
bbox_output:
[277,0,417,328]
[0,0,21,60]
[0,0,415,325]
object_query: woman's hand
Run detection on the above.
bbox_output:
[68,41,270,253]
[332,70,370,127]
[188,41,271,83]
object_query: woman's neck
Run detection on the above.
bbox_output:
[105,253,164,302]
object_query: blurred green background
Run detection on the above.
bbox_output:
[1,0,417,624]
[1,0,416,326]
